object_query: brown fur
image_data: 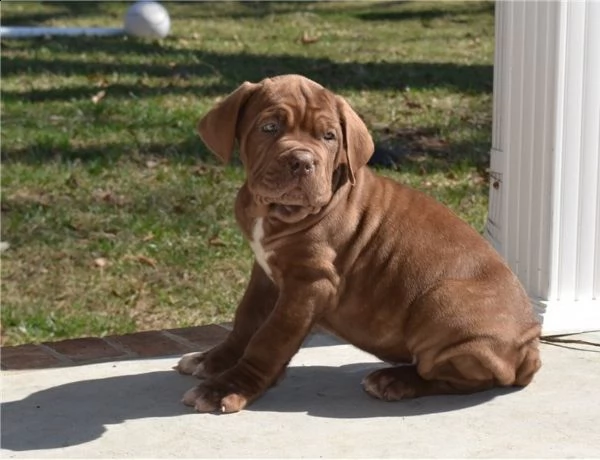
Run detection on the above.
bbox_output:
[177,75,541,413]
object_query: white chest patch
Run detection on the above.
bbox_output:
[249,217,274,279]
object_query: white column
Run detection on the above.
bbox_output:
[487,0,600,334]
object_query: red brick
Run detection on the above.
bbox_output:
[108,330,189,357]
[168,324,229,351]
[1,344,65,370]
[44,337,124,363]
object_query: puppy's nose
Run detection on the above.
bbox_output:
[289,151,316,177]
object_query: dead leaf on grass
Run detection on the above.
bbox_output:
[142,232,155,242]
[8,190,52,207]
[192,165,209,176]
[94,257,109,268]
[134,296,151,312]
[173,203,186,214]
[405,154,428,163]
[136,77,151,87]
[405,100,423,109]
[87,74,109,88]
[192,164,223,179]
[401,92,423,109]
[471,174,486,186]
[171,71,190,82]
[92,189,128,207]
[124,254,158,268]
[208,236,227,247]
[66,174,80,189]
[418,137,449,152]
[49,115,65,123]
[91,90,106,104]
[90,231,118,241]
[300,31,320,44]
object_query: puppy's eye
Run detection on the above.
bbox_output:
[323,131,336,141]
[261,122,279,134]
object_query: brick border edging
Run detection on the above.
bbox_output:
[0,323,232,371]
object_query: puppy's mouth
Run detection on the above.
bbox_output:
[269,203,303,215]
[255,189,308,207]
[268,203,320,223]
[254,191,323,222]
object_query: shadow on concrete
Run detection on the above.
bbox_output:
[251,362,515,419]
[1,357,513,451]
[0,369,191,452]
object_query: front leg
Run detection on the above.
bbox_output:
[184,274,336,413]
[175,262,278,379]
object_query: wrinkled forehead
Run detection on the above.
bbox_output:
[242,78,339,128]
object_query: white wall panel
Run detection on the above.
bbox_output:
[487,0,600,333]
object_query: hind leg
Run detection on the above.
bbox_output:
[362,360,496,401]
[366,279,543,402]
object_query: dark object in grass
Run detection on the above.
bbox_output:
[368,144,407,167]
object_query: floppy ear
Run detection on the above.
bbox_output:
[336,96,374,185]
[197,81,259,163]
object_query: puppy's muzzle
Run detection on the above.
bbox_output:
[286,150,316,178]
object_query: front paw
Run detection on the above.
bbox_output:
[182,380,249,414]
[174,352,211,378]
[174,344,239,379]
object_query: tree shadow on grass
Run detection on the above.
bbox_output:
[356,1,494,22]
[0,120,491,173]
[0,38,492,96]
[0,134,213,166]
[185,1,321,20]
[0,119,491,179]
[173,1,493,22]
[0,11,67,27]
[0,79,234,104]
[43,1,107,16]
[0,2,109,27]
[1,29,492,170]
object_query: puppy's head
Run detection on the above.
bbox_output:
[197,74,374,223]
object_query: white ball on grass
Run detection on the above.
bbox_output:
[124,1,170,39]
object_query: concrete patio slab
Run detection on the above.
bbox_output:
[2,332,600,458]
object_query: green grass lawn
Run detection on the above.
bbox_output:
[0,1,495,346]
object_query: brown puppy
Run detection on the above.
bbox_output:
[176,75,541,413]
